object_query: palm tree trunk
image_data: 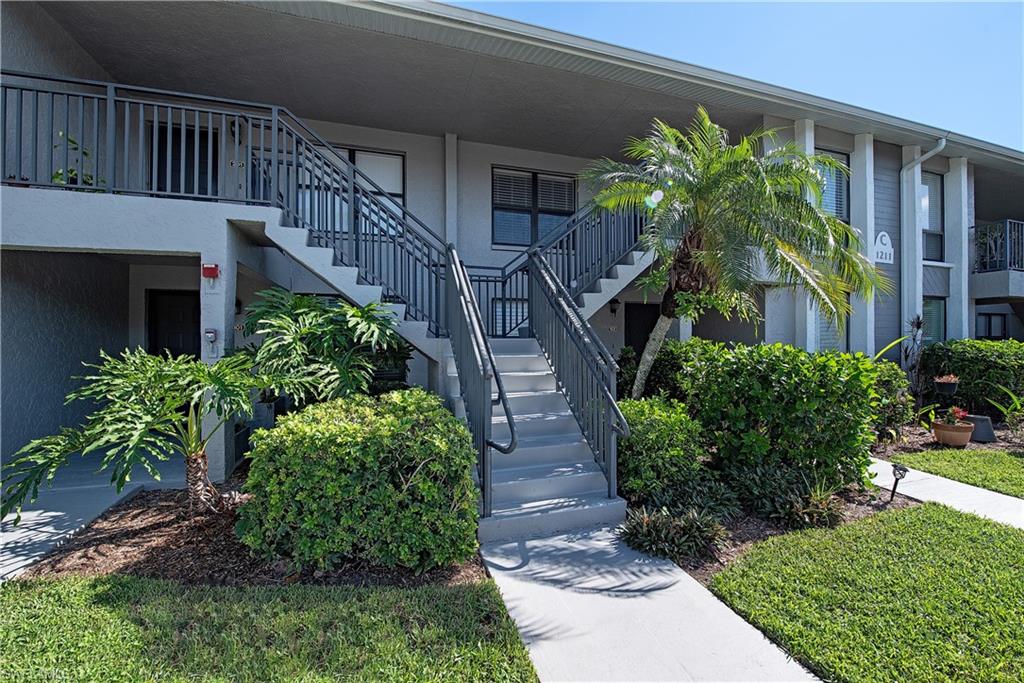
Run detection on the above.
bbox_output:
[631,313,674,399]
[185,451,221,513]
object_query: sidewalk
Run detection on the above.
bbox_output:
[870,458,1024,529]
[481,526,815,682]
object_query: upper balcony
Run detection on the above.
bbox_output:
[972,219,1024,302]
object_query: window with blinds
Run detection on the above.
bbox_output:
[492,168,576,246]
[922,171,944,261]
[922,297,946,344]
[816,149,849,223]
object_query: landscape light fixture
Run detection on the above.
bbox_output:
[890,463,908,501]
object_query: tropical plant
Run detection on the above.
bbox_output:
[941,406,970,426]
[51,131,101,187]
[901,315,928,404]
[239,288,401,406]
[2,350,259,521]
[618,505,728,562]
[586,109,886,397]
[987,385,1024,442]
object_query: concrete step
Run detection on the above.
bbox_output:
[447,369,556,394]
[491,434,594,468]
[491,461,607,504]
[450,390,569,419]
[491,410,579,441]
[444,352,552,375]
[478,494,627,542]
[486,337,541,355]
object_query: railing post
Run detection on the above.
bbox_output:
[348,177,358,266]
[270,107,279,206]
[1005,219,1012,270]
[105,85,115,192]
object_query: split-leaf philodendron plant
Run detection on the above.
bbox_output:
[1,289,402,522]
[585,108,889,398]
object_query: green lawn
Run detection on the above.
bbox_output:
[0,576,536,683]
[712,504,1024,682]
[893,448,1024,498]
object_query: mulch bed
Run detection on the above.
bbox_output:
[22,473,485,588]
[682,487,918,587]
[874,424,1021,460]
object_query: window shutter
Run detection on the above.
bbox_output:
[817,150,849,222]
[537,174,575,212]
[921,298,946,344]
[493,170,532,208]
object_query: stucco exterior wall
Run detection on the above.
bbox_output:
[0,2,110,80]
[1,250,129,460]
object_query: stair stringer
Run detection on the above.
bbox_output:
[577,249,656,319]
[265,222,443,360]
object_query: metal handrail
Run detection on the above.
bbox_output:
[446,245,517,516]
[527,250,628,497]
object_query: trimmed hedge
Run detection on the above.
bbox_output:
[617,398,703,506]
[625,339,878,489]
[920,339,1024,417]
[237,388,478,572]
[872,360,915,442]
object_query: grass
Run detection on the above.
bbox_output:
[893,448,1024,498]
[0,575,537,683]
[712,504,1024,682]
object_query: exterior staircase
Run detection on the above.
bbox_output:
[577,248,656,318]
[447,337,626,541]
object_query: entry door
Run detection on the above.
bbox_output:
[147,290,201,358]
[624,303,661,356]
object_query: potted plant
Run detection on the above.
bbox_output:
[932,406,975,447]
[933,374,959,396]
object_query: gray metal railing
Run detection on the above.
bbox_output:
[0,70,449,334]
[975,219,1024,272]
[446,245,517,516]
[527,251,628,496]
[467,205,644,337]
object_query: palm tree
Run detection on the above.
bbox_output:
[586,108,887,398]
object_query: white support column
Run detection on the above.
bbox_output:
[945,157,970,339]
[901,145,924,335]
[444,132,458,248]
[677,317,693,342]
[199,232,238,483]
[849,133,875,355]
[793,119,816,351]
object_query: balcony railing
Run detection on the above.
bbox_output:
[975,219,1024,272]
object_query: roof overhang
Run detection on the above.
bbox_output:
[37,0,1024,178]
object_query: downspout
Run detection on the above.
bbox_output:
[900,137,947,175]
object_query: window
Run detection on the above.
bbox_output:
[922,171,944,261]
[816,149,849,223]
[492,168,576,246]
[340,148,405,211]
[922,297,946,344]
[814,150,850,351]
[976,313,1008,340]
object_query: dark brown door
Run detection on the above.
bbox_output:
[624,303,661,356]
[147,290,200,358]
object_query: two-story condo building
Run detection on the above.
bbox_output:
[3,1,1022,538]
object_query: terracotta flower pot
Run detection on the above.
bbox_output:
[933,421,975,447]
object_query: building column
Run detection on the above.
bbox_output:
[444,132,458,248]
[793,119,816,351]
[677,317,693,341]
[900,145,924,335]
[849,133,875,355]
[945,157,970,339]
[199,231,238,483]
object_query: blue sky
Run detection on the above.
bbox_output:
[454,2,1024,150]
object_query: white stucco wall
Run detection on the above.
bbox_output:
[1,250,129,460]
[0,2,110,80]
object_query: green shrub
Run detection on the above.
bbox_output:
[618,338,727,400]
[237,388,478,572]
[673,342,877,489]
[920,339,1024,417]
[872,360,915,442]
[617,398,704,506]
[618,506,727,561]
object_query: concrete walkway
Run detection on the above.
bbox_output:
[870,458,1024,529]
[481,526,815,682]
[1,458,183,580]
